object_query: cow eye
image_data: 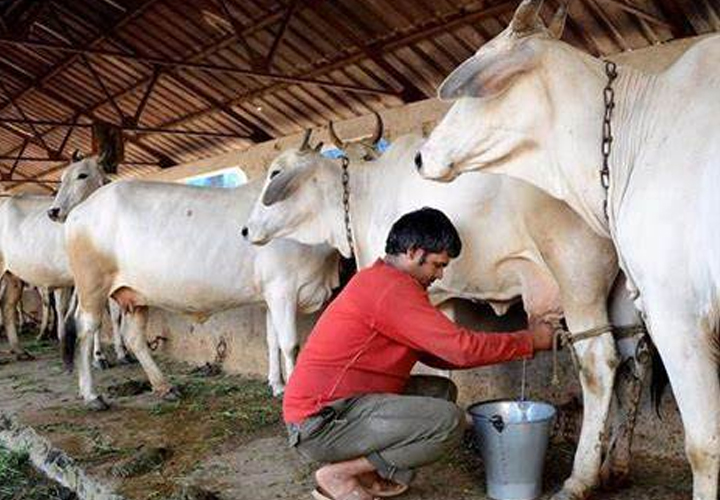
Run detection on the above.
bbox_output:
[77,173,89,180]
[363,154,374,161]
[269,169,281,179]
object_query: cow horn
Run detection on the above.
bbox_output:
[71,150,84,162]
[549,1,569,39]
[327,121,345,150]
[313,141,324,152]
[370,112,384,146]
[509,0,543,33]
[299,129,312,151]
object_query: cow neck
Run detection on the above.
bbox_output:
[335,155,379,268]
[605,66,662,236]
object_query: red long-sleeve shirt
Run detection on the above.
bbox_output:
[283,259,535,423]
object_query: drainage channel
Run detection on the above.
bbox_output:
[0,413,126,500]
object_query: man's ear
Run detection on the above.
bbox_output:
[407,247,425,263]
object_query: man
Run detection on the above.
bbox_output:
[284,208,555,500]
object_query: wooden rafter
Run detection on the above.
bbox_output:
[265,0,301,70]
[0,38,401,97]
[131,66,161,126]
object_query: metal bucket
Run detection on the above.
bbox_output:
[468,400,556,500]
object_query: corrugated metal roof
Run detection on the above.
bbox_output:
[0,0,716,192]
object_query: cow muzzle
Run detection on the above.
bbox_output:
[47,207,64,222]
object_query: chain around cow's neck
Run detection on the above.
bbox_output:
[600,60,618,220]
[340,155,355,257]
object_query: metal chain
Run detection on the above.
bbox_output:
[600,60,618,220]
[340,156,355,257]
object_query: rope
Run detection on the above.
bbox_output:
[550,322,648,386]
[613,324,647,339]
[551,324,613,386]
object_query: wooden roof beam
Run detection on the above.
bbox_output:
[0,38,401,97]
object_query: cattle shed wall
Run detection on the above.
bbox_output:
[126,36,709,461]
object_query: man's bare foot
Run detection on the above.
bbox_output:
[315,459,376,500]
[357,471,409,497]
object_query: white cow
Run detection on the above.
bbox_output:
[48,153,339,410]
[416,2,720,498]
[242,128,653,491]
[0,195,129,368]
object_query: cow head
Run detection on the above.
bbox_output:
[416,0,571,183]
[328,112,384,162]
[48,123,123,222]
[242,130,354,257]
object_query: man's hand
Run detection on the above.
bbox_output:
[529,319,556,352]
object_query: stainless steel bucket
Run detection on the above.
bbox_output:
[468,400,556,500]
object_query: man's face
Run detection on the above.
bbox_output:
[407,249,451,289]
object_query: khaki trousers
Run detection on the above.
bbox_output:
[287,375,465,485]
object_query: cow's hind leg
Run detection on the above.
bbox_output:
[109,300,133,364]
[2,274,31,360]
[54,287,72,346]
[122,306,178,400]
[37,287,53,341]
[648,308,720,500]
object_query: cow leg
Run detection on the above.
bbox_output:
[92,328,111,370]
[37,287,52,341]
[76,308,109,410]
[599,334,649,489]
[122,306,178,400]
[2,274,30,359]
[265,311,284,396]
[552,328,618,500]
[266,292,299,393]
[54,288,72,345]
[646,307,720,500]
[109,300,133,364]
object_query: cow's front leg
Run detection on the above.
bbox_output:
[265,310,284,396]
[553,330,618,500]
[266,291,299,393]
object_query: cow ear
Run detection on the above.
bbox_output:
[438,44,537,101]
[262,168,304,206]
[71,150,84,162]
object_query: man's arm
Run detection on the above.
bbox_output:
[374,281,553,368]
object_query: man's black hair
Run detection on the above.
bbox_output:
[385,207,462,258]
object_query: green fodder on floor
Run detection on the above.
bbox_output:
[0,445,76,500]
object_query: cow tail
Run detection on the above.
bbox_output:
[61,290,79,371]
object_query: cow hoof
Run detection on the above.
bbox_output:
[550,486,587,500]
[87,396,110,411]
[93,358,112,370]
[270,383,285,397]
[161,386,182,401]
[14,350,35,361]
